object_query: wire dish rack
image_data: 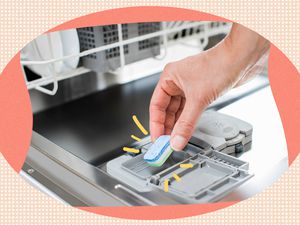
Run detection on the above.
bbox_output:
[77,23,161,72]
[21,21,231,95]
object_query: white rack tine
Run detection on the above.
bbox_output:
[31,34,58,95]
[117,24,126,69]
[200,23,209,50]
[155,21,168,60]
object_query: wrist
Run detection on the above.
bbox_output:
[222,25,270,77]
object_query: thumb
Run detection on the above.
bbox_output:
[170,99,204,151]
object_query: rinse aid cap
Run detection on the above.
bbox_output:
[144,135,173,167]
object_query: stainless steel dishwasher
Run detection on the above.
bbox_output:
[22,71,269,206]
[20,21,270,206]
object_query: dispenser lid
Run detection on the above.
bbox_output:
[192,111,253,151]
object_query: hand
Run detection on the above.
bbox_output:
[149,23,269,151]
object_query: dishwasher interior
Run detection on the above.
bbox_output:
[21,21,270,206]
[24,73,265,206]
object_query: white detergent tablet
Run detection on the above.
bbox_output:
[144,135,173,167]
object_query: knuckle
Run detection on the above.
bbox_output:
[166,109,176,117]
[163,62,174,74]
[150,100,164,112]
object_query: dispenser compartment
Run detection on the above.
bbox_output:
[122,152,191,180]
[106,111,253,202]
[106,143,199,192]
[149,154,253,203]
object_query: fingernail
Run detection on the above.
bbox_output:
[170,135,186,151]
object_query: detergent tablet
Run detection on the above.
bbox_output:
[144,135,173,167]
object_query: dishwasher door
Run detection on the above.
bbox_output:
[23,73,268,206]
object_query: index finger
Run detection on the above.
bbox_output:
[149,80,171,142]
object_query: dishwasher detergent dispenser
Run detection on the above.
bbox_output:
[107,111,253,203]
[192,111,253,154]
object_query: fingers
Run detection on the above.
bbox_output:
[170,99,204,151]
[150,65,184,141]
[164,96,182,135]
[149,81,171,142]
[175,97,185,121]
[150,63,185,142]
